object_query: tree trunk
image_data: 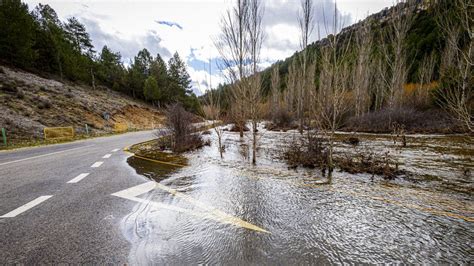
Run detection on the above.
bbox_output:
[252,121,257,165]
[91,68,96,90]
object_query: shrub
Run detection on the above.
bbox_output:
[157,103,204,153]
[229,124,249,132]
[280,132,329,171]
[267,108,296,131]
[344,107,461,133]
[338,150,405,180]
[36,96,51,109]
[1,81,17,94]
[16,87,25,99]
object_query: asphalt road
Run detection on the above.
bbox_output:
[0,131,156,264]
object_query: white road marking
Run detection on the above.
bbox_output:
[112,181,156,198]
[111,149,119,152]
[111,181,269,233]
[67,173,90,184]
[0,196,53,218]
[0,145,94,166]
[91,161,103,168]
[102,154,112,159]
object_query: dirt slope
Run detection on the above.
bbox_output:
[0,65,164,142]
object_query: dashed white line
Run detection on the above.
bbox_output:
[102,154,112,159]
[0,196,53,218]
[67,173,90,184]
[111,149,119,152]
[91,161,104,168]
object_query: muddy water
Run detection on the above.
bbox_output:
[123,127,473,264]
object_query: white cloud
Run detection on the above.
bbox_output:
[24,0,393,95]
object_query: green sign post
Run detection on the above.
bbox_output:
[1,128,6,146]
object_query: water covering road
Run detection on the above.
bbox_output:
[124,128,473,264]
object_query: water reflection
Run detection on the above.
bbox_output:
[123,128,473,264]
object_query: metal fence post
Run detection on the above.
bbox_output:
[1,128,6,146]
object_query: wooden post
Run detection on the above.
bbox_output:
[1,128,6,146]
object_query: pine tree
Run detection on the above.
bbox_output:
[144,76,161,106]
[64,17,94,57]
[127,48,153,98]
[150,54,169,102]
[0,0,37,67]
[98,46,124,89]
[168,52,191,101]
[32,4,68,79]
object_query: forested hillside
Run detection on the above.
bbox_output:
[204,0,472,134]
[0,0,200,112]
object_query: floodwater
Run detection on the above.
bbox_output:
[124,126,473,264]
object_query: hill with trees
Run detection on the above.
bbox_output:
[203,0,472,134]
[0,0,200,113]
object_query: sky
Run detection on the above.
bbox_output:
[24,0,394,95]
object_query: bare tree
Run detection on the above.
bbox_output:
[215,0,250,138]
[246,0,265,165]
[296,0,315,133]
[380,0,416,108]
[270,63,281,121]
[353,20,373,116]
[203,89,225,158]
[312,0,353,181]
[436,0,473,132]
[285,59,299,115]
[412,52,436,107]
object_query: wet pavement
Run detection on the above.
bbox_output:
[124,128,473,264]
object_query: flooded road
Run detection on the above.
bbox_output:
[124,127,473,264]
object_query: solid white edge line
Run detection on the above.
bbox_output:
[102,154,112,159]
[67,173,90,184]
[91,161,103,168]
[0,195,53,218]
[0,145,94,166]
[111,149,119,152]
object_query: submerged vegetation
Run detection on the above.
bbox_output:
[280,132,405,180]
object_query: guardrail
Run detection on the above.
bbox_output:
[43,126,74,140]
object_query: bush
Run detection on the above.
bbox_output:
[344,107,461,133]
[337,150,405,180]
[36,96,51,109]
[229,123,249,132]
[16,87,25,99]
[280,132,328,170]
[157,103,204,153]
[1,81,17,94]
[267,108,297,131]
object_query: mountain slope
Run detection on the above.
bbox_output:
[0,65,164,143]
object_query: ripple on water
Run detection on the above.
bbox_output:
[124,128,474,264]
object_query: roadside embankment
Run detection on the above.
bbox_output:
[0,65,165,149]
